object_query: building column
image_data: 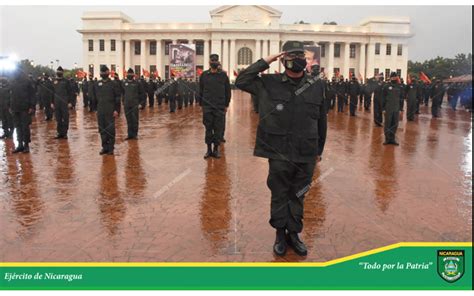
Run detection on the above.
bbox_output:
[359,43,366,80]
[204,39,210,69]
[156,39,162,78]
[230,39,236,80]
[327,42,334,78]
[262,40,268,72]
[255,39,261,61]
[222,39,229,75]
[140,40,147,75]
[211,39,221,59]
[402,44,409,80]
[115,39,123,77]
[94,39,99,79]
[82,39,88,73]
[343,42,350,78]
[366,43,375,78]
[125,40,131,72]
[269,39,279,73]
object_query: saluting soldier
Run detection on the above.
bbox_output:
[122,68,145,140]
[236,41,327,257]
[382,72,402,145]
[94,65,121,155]
[52,66,73,139]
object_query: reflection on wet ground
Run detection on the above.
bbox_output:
[0,91,471,262]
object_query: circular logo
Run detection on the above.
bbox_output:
[276,104,284,111]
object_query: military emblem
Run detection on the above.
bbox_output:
[437,250,465,283]
[276,103,284,111]
[98,82,103,86]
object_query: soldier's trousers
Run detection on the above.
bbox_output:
[97,112,115,152]
[183,93,189,107]
[400,97,405,111]
[324,98,331,114]
[349,95,358,116]
[407,98,417,121]
[124,105,139,138]
[165,95,169,104]
[90,98,98,111]
[83,93,89,107]
[432,98,440,117]
[415,98,421,114]
[157,94,163,105]
[169,96,176,112]
[1,107,14,136]
[424,95,430,106]
[71,95,77,108]
[267,158,316,233]
[189,93,195,105]
[330,95,336,109]
[373,97,383,125]
[203,108,224,145]
[148,92,155,107]
[177,95,183,109]
[337,95,345,112]
[12,111,31,146]
[55,104,69,136]
[364,94,371,110]
[41,96,53,120]
[384,111,399,143]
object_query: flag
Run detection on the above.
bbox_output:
[197,68,203,76]
[419,71,431,84]
[76,70,86,79]
[110,70,115,78]
[335,70,340,78]
[142,69,150,78]
[123,69,127,77]
[154,71,159,78]
[233,70,238,77]
[407,74,412,85]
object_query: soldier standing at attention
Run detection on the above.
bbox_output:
[382,72,402,145]
[9,70,36,153]
[348,76,360,116]
[38,73,54,121]
[122,68,144,140]
[405,76,418,121]
[236,41,327,257]
[336,76,346,113]
[431,79,446,118]
[94,65,121,155]
[0,78,14,139]
[199,54,231,159]
[373,75,384,127]
[52,67,73,139]
[88,74,97,112]
[168,76,178,113]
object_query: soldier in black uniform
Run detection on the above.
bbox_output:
[431,79,445,118]
[122,68,145,140]
[348,76,360,116]
[94,65,121,155]
[82,76,90,109]
[326,77,337,111]
[177,77,186,109]
[156,77,164,105]
[189,78,197,105]
[69,77,79,110]
[9,71,36,153]
[199,54,231,159]
[236,41,327,257]
[405,77,418,121]
[88,74,97,112]
[0,78,13,139]
[138,76,147,110]
[146,77,156,108]
[373,75,384,126]
[168,76,178,113]
[336,77,346,112]
[382,72,402,145]
[38,73,54,121]
[52,67,73,139]
[363,79,373,111]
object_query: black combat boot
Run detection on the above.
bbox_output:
[273,228,287,256]
[99,148,108,155]
[212,144,221,158]
[288,232,307,256]
[22,144,30,153]
[203,144,212,159]
[12,146,24,153]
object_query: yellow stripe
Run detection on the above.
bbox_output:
[0,242,471,268]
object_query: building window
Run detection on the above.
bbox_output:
[386,43,391,56]
[385,68,390,80]
[349,44,356,59]
[134,42,141,55]
[396,69,402,77]
[320,44,325,58]
[397,44,403,56]
[374,68,379,77]
[88,40,94,51]
[334,68,340,76]
[375,43,380,55]
[178,40,188,44]
[237,47,253,65]
[135,65,141,76]
[165,65,170,78]
[111,64,116,72]
[349,68,355,77]
[88,64,94,76]
[150,65,157,76]
[99,39,105,52]
[334,44,341,58]
[150,41,157,55]
[111,39,116,52]
[196,40,204,55]
[165,41,172,55]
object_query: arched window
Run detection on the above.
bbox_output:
[237,47,253,65]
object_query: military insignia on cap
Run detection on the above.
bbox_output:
[276,103,284,111]
[389,86,393,90]
[98,82,103,86]
[125,83,128,86]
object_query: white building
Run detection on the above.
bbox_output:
[78,5,413,80]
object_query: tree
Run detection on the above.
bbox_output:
[17,59,55,78]
[323,21,338,25]
[408,53,472,80]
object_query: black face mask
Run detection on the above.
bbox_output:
[127,75,134,80]
[210,62,219,69]
[56,72,63,78]
[100,73,109,79]
[283,58,307,73]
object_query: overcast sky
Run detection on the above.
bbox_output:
[0,5,471,68]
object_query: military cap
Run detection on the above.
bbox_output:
[56,66,63,72]
[390,72,398,78]
[127,68,134,74]
[100,65,109,72]
[210,54,219,60]
[282,40,305,53]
